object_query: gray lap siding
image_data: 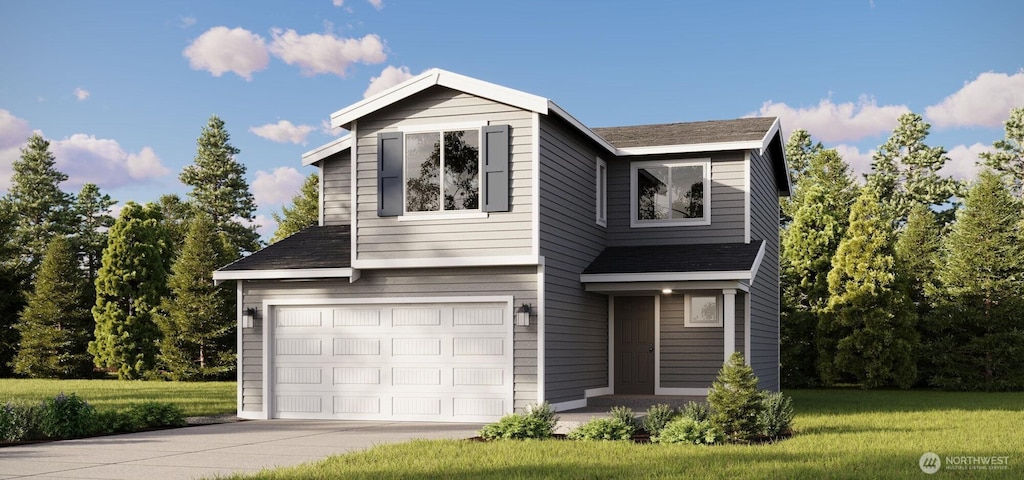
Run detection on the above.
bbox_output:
[238,266,538,414]
[659,292,745,389]
[748,149,782,391]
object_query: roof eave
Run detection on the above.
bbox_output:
[213,267,356,284]
[302,134,352,166]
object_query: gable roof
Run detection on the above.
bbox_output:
[581,241,765,284]
[593,117,777,150]
[213,225,353,281]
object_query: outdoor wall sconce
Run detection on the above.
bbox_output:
[516,303,532,327]
[242,307,257,329]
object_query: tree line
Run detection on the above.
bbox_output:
[781,108,1024,391]
[0,115,317,380]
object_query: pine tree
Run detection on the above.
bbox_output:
[865,113,959,225]
[707,352,762,442]
[821,187,918,388]
[89,202,171,379]
[980,106,1024,199]
[11,236,94,378]
[157,193,194,256]
[72,183,116,284]
[0,204,30,376]
[156,213,235,380]
[4,133,75,272]
[271,172,319,243]
[179,115,260,257]
[780,129,824,223]
[780,149,857,387]
[894,204,941,313]
[927,170,1024,390]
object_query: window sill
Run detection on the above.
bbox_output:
[397,212,489,222]
[630,218,712,228]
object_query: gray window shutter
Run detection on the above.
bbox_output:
[481,124,509,212]
[377,132,403,217]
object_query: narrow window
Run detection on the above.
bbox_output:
[596,157,607,226]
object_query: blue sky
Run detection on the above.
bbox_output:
[1,0,1021,237]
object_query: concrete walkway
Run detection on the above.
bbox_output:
[0,420,483,480]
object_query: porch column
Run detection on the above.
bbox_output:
[723,289,737,362]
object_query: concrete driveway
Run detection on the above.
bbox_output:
[0,420,483,480]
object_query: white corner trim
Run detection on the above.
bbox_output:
[748,241,766,285]
[607,296,615,394]
[213,268,355,282]
[237,411,264,420]
[550,398,587,412]
[350,120,359,270]
[723,289,737,362]
[744,292,751,362]
[235,281,243,416]
[348,268,361,283]
[654,294,661,392]
[581,271,753,283]
[532,112,541,259]
[536,257,546,404]
[353,255,540,269]
[744,151,751,244]
[318,162,325,226]
[584,387,612,398]
[655,387,709,396]
[302,135,352,166]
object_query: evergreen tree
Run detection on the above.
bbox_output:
[179,115,260,257]
[271,172,319,243]
[11,236,94,378]
[779,149,857,387]
[927,170,1024,390]
[865,113,958,225]
[0,204,30,376]
[980,106,1024,199]
[780,129,824,223]
[707,352,762,442]
[821,187,918,388]
[156,213,235,380]
[4,133,75,272]
[157,194,194,255]
[72,183,116,284]
[894,204,941,314]
[89,202,170,379]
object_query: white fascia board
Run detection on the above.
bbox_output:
[759,117,781,155]
[547,101,618,154]
[585,280,748,294]
[748,241,766,285]
[580,271,753,283]
[353,255,540,269]
[330,69,549,129]
[616,140,763,156]
[213,268,354,282]
[302,135,351,166]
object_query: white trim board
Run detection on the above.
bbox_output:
[353,255,540,269]
[581,271,754,283]
[302,135,351,166]
[213,268,355,283]
[585,280,749,294]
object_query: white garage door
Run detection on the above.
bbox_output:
[270,301,513,422]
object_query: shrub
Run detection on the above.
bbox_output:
[479,402,558,440]
[128,402,186,428]
[707,352,763,442]
[654,416,723,445]
[37,393,97,439]
[679,401,710,423]
[0,402,37,442]
[757,391,794,439]
[94,410,137,434]
[609,406,637,429]
[567,417,634,441]
[642,404,677,436]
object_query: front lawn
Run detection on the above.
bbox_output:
[0,379,235,417]
[223,389,1023,479]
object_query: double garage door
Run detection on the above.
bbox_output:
[270,301,513,422]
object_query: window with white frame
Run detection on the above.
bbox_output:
[685,294,721,327]
[404,129,480,213]
[596,157,607,226]
[630,159,710,227]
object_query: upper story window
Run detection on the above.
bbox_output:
[630,159,711,227]
[405,130,480,212]
[596,157,607,226]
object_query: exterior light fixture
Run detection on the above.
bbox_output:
[242,307,257,329]
[662,288,673,294]
[515,303,532,326]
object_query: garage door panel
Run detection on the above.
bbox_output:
[333,367,382,385]
[333,309,381,327]
[276,338,322,356]
[277,308,324,327]
[453,307,504,326]
[334,396,381,414]
[392,308,442,326]
[393,397,442,416]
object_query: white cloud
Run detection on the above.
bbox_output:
[269,28,386,78]
[943,143,995,180]
[925,70,1024,129]
[183,26,270,80]
[0,109,34,191]
[178,15,196,28]
[367,0,383,10]
[252,167,305,206]
[73,87,90,101]
[51,134,171,188]
[332,0,344,6]
[320,119,346,137]
[832,144,875,181]
[249,120,316,144]
[364,65,414,98]
[752,96,910,143]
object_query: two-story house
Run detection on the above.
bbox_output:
[214,69,790,422]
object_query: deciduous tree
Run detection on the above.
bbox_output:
[271,172,319,243]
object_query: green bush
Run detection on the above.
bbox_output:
[479,402,559,440]
[128,402,186,428]
[679,401,710,423]
[757,391,794,438]
[609,406,637,429]
[94,410,137,434]
[567,417,635,441]
[707,352,763,442]
[37,392,97,439]
[642,404,677,436]
[654,416,724,445]
[0,402,37,442]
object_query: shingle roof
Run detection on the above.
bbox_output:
[582,241,763,275]
[592,117,777,149]
[218,225,351,271]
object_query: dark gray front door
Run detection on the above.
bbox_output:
[614,296,655,394]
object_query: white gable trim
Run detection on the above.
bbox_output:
[302,134,351,166]
[213,268,355,282]
[758,117,781,155]
[330,69,549,129]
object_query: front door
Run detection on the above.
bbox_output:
[614,296,655,394]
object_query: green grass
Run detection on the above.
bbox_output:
[223,389,1024,479]
[0,379,235,416]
